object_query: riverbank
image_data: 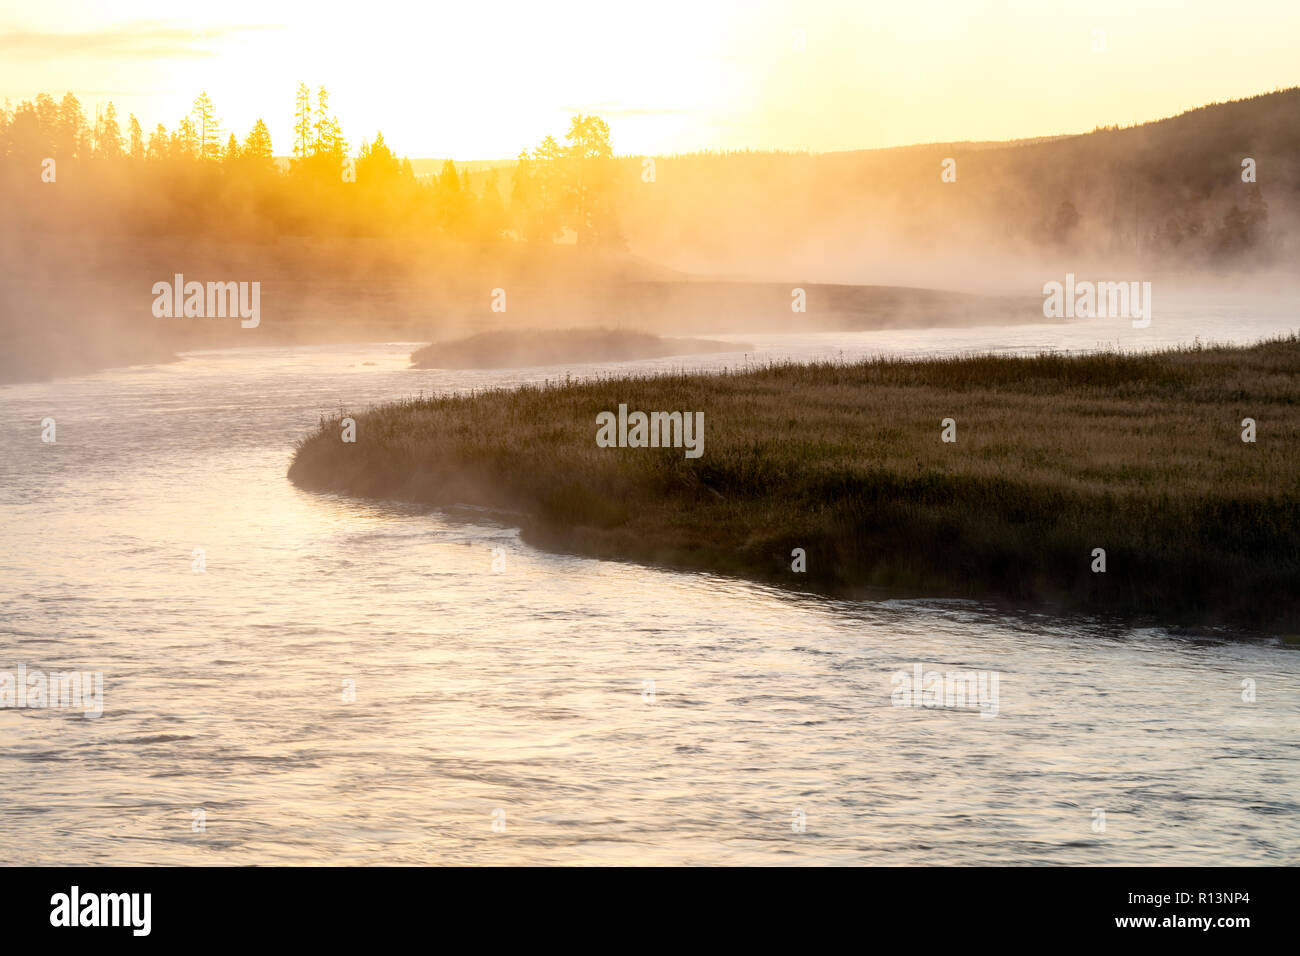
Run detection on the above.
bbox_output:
[288,336,1300,631]
[411,328,748,368]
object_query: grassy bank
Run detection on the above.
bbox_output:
[410,328,747,369]
[289,336,1300,631]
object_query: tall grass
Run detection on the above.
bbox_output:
[289,336,1300,630]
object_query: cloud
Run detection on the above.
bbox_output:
[0,21,280,60]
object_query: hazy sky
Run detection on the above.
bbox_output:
[2,0,1297,158]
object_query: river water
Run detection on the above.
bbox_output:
[2,302,1298,865]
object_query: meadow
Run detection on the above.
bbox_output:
[289,336,1300,631]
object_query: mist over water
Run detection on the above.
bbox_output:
[2,309,1299,864]
[721,285,1300,359]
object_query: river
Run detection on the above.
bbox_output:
[2,302,1298,864]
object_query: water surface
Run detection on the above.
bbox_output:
[2,308,1298,864]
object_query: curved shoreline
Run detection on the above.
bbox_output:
[289,337,1300,632]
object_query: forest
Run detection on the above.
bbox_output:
[3,84,1293,267]
[0,84,619,245]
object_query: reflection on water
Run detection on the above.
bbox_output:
[1,310,1298,864]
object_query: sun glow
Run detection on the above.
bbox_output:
[2,0,1298,158]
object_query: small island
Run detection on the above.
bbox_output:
[410,328,748,369]
[291,336,1300,632]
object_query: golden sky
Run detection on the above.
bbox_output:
[2,0,1297,158]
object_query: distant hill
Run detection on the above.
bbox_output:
[609,88,1300,279]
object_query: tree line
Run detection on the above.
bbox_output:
[0,86,621,246]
